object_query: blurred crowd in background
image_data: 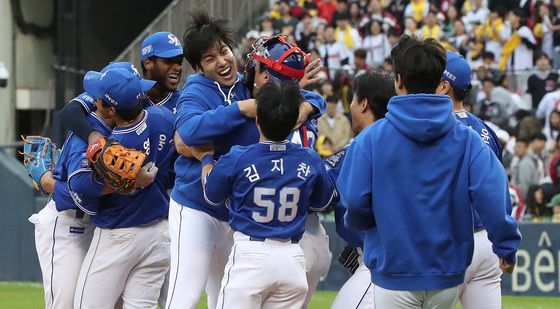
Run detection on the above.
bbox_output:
[235,0,560,223]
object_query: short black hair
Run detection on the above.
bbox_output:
[183,10,234,70]
[530,132,547,142]
[390,34,446,94]
[102,98,144,122]
[140,56,155,75]
[353,70,396,120]
[255,82,303,141]
[326,95,338,103]
[482,51,495,61]
[451,84,471,101]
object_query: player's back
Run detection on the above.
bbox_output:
[94,106,175,228]
[144,90,181,114]
[206,142,334,241]
[454,110,502,159]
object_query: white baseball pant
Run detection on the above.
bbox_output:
[373,285,458,309]
[458,229,502,309]
[299,212,331,309]
[331,249,374,309]
[216,231,308,309]
[74,219,170,309]
[165,199,233,309]
[29,200,93,309]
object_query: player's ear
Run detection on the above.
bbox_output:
[143,59,153,71]
[360,98,368,113]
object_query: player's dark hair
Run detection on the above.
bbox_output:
[451,84,471,102]
[140,57,155,75]
[256,82,302,141]
[390,34,446,94]
[183,10,234,70]
[101,98,144,122]
[353,70,396,120]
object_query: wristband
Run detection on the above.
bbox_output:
[201,154,214,166]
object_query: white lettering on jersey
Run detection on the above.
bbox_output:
[271,159,284,175]
[158,134,167,151]
[481,128,491,145]
[143,138,150,155]
[136,122,147,135]
[244,164,260,182]
[297,163,311,180]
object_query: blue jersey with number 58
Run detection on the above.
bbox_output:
[203,141,336,240]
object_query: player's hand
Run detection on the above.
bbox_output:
[88,131,105,145]
[135,162,158,189]
[499,258,515,273]
[294,101,315,130]
[238,99,257,118]
[190,144,215,162]
[299,58,322,88]
[174,132,193,158]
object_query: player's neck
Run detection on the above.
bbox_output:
[452,101,464,113]
[147,85,169,103]
[115,110,145,128]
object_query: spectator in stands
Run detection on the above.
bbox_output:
[500,9,537,92]
[334,12,362,52]
[260,15,276,37]
[516,110,544,141]
[348,1,362,27]
[449,19,469,56]
[382,57,394,76]
[441,5,458,38]
[317,0,337,25]
[525,185,554,220]
[318,95,353,152]
[318,26,352,79]
[273,0,299,34]
[478,6,509,63]
[404,17,421,37]
[544,110,560,150]
[295,13,317,52]
[404,0,430,24]
[462,0,489,32]
[537,2,554,58]
[536,76,560,130]
[529,132,548,181]
[353,48,368,75]
[478,78,510,128]
[362,20,391,68]
[364,0,399,33]
[512,138,541,197]
[420,10,442,40]
[547,193,560,222]
[527,52,559,110]
[548,135,560,186]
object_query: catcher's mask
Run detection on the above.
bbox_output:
[244,35,309,93]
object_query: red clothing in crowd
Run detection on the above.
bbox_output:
[317,0,337,24]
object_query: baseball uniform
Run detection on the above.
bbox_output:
[29,112,112,308]
[203,141,336,309]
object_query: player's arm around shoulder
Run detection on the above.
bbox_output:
[301,89,327,118]
[337,135,375,232]
[202,146,244,206]
[306,148,338,212]
[468,136,521,270]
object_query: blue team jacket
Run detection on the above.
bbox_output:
[337,94,521,291]
[172,73,326,221]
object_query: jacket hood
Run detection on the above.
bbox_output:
[385,94,455,143]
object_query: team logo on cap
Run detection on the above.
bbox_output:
[443,70,456,81]
[104,93,118,105]
[142,45,153,56]
[168,34,181,47]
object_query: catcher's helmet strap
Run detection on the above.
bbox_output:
[253,53,306,79]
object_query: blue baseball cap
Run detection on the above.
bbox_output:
[140,32,183,61]
[442,51,472,91]
[83,68,156,110]
[101,62,142,75]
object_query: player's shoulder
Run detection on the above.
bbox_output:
[324,145,349,169]
[146,106,175,126]
[87,113,112,136]
[71,92,97,113]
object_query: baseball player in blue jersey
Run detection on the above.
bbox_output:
[337,35,521,308]
[58,31,183,145]
[199,82,335,309]
[28,110,113,309]
[328,71,396,309]
[168,12,325,309]
[243,34,330,308]
[438,51,510,309]
[73,68,175,308]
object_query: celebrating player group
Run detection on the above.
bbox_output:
[21,9,521,309]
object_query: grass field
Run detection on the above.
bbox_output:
[2,282,560,308]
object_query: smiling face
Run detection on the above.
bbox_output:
[197,41,237,86]
[144,56,183,92]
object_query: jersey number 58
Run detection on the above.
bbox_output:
[253,187,300,223]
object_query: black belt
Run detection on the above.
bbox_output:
[249,236,298,244]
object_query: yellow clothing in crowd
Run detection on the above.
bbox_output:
[411,0,428,23]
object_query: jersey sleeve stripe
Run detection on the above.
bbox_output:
[309,187,337,212]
